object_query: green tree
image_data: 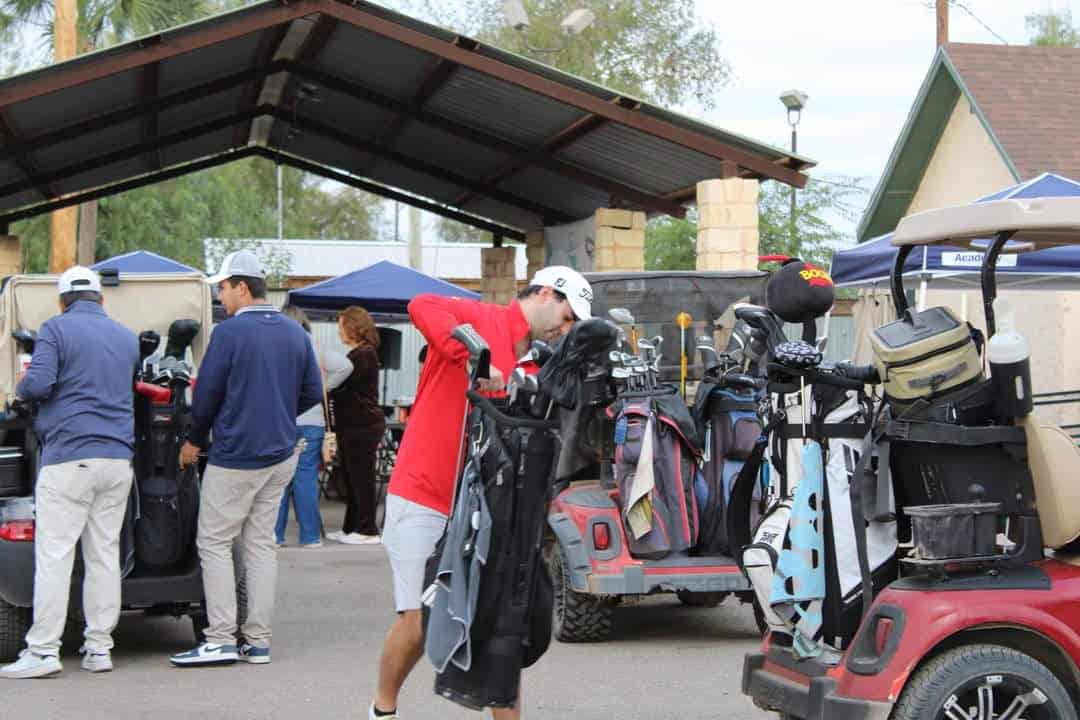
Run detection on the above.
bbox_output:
[645,211,695,271]
[1027,9,1080,47]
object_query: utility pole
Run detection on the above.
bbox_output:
[408,206,422,270]
[936,0,949,47]
[49,0,78,272]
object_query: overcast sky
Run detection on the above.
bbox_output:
[696,0,1080,243]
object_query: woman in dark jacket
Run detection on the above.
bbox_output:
[325,306,386,545]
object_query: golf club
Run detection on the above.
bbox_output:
[676,312,692,399]
[608,307,638,353]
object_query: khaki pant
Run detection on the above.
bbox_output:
[197,455,297,648]
[26,458,134,657]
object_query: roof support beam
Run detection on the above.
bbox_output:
[249,147,524,240]
[0,104,569,224]
[262,15,339,149]
[274,108,571,223]
[287,64,683,217]
[139,62,162,171]
[233,22,296,148]
[0,147,264,227]
[321,0,807,188]
[363,40,473,174]
[0,61,287,165]
[0,111,58,199]
[0,0,321,107]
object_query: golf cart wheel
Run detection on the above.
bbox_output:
[752,598,768,636]
[676,590,726,608]
[891,644,1076,720]
[0,597,31,662]
[190,610,209,644]
[548,543,613,643]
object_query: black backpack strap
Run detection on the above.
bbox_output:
[850,428,877,620]
[726,415,783,562]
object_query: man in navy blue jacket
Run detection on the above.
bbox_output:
[170,250,321,667]
[1,266,138,679]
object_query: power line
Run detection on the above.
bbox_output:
[919,0,1009,44]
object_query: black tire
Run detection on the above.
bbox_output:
[0,597,31,662]
[676,590,726,608]
[191,576,248,645]
[548,542,613,643]
[891,644,1076,720]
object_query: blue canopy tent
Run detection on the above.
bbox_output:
[92,250,198,274]
[287,260,480,321]
[832,173,1080,291]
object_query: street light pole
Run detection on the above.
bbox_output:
[779,90,807,253]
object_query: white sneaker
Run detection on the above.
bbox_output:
[169,642,238,666]
[369,701,399,719]
[0,650,62,679]
[326,530,346,543]
[339,533,381,545]
[299,541,323,549]
[79,647,113,673]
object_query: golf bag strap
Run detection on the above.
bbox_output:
[778,422,869,440]
[727,415,783,561]
[884,420,1025,447]
[850,429,876,620]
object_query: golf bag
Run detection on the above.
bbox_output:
[691,382,761,555]
[614,393,701,559]
[739,387,897,652]
[424,407,557,711]
[133,388,200,570]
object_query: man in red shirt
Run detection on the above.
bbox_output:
[370,266,592,720]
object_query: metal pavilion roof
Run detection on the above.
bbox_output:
[0,0,814,239]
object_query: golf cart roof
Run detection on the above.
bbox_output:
[893,197,1080,248]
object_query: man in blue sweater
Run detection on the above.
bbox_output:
[1,267,138,679]
[170,250,322,667]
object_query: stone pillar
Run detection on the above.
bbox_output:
[482,246,517,305]
[696,178,760,272]
[0,236,22,276]
[525,230,545,281]
[593,208,645,272]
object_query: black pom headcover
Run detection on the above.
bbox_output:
[765,258,835,323]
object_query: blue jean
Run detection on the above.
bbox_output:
[275,425,324,545]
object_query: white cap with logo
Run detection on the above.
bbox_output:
[530,265,592,321]
[205,249,266,285]
[58,265,102,295]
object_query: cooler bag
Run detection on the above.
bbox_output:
[871,306,981,402]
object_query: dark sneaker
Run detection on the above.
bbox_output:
[238,643,271,665]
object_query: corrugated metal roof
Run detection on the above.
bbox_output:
[0,0,813,237]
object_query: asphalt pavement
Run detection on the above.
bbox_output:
[0,501,768,720]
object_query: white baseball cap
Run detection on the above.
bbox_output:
[206,249,265,284]
[531,265,593,321]
[58,265,102,295]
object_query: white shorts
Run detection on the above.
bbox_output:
[382,494,447,613]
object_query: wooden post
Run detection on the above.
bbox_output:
[49,0,78,273]
[936,0,949,47]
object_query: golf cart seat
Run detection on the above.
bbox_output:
[1020,415,1080,549]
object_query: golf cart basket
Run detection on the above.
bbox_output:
[585,271,768,385]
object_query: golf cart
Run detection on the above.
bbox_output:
[0,271,215,661]
[545,270,773,642]
[743,196,1080,719]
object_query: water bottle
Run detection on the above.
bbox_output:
[987,299,1033,418]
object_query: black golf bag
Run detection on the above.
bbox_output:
[424,408,557,710]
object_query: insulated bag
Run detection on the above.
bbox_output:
[871,306,981,402]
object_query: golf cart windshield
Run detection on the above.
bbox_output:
[585,271,767,382]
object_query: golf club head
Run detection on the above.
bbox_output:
[608,350,624,365]
[11,329,37,355]
[164,319,201,360]
[529,339,554,367]
[520,373,539,393]
[608,307,635,325]
[138,330,161,362]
